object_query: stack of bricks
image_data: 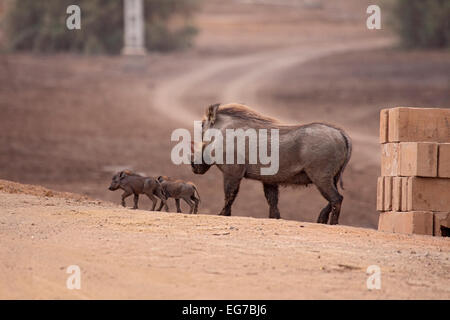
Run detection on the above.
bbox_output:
[377,107,450,237]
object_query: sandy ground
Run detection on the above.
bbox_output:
[0,180,449,299]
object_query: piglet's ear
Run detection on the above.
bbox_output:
[206,103,220,125]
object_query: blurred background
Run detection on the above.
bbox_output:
[0,0,448,228]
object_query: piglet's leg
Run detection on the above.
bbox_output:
[121,190,132,207]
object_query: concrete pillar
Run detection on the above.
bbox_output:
[122,0,146,55]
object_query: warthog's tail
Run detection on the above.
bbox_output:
[156,179,168,199]
[335,130,352,190]
[192,185,201,203]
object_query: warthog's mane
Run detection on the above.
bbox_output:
[122,170,141,177]
[214,104,281,125]
[212,104,350,134]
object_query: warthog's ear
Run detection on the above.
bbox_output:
[191,141,204,154]
[207,103,220,125]
[119,171,127,179]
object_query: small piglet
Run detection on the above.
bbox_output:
[108,171,168,211]
[156,176,200,214]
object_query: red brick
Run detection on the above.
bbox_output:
[384,176,393,211]
[399,142,438,177]
[438,143,450,178]
[376,177,385,212]
[392,177,402,212]
[388,107,450,143]
[401,177,408,211]
[378,211,433,236]
[380,109,389,143]
[381,143,399,176]
[433,212,450,237]
[378,212,394,233]
[407,177,450,212]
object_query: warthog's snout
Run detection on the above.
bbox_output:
[108,182,120,191]
[191,162,211,175]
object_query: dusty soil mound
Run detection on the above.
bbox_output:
[0,179,92,202]
[0,180,449,299]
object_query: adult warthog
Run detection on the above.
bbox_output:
[190,103,352,225]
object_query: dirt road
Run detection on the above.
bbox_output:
[0,181,449,299]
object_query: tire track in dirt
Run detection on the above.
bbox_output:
[151,46,300,123]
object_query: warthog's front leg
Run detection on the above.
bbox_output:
[121,190,133,207]
[156,199,169,212]
[154,189,169,212]
[156,200,164,211]
[219,176,242,216]
[132,193,139,209]
[263,183,281,219]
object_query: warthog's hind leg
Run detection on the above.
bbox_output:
[175,199,182,213]
[191,196,199,214]
[263,183,281,219]
[307,170,343,225]
[145,193,158,211]
[329,200,342,225]
[315,182,343,225]
[317,203,332,224]
[182,197,195,214]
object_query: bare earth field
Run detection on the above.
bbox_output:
[0,180,449,299]
[1,0,449,227]
[0,0,449,299]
